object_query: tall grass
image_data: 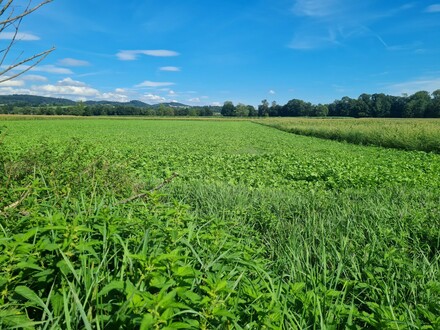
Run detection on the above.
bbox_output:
[257,118,440,153]
[169,181,440,328]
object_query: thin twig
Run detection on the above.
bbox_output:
[0,0,52,26]
[0,46,54,82]
[117,172,179,205]
[2,184,31,212]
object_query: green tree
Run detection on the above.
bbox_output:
[221,101,236,116]
[247,105,257,117]
[235,103,249,117]
[427,90,440,117]
[404,91,431,117]
[313,104,329,117]
[258,99,269,117]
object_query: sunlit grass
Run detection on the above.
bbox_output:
[257,117,440,152]
[1,118,439,328]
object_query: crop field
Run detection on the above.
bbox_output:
[258,117,440,153]
[0,118,439,329]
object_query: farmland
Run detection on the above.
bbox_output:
[257,117,440,153]
[1,118,439,329]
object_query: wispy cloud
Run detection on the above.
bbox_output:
[1,64,72,75]
[136,80,175,88]
[386,77,440,95]
[0,79,25,87]
[289,1,415,51]
[58,58,90,67]
[159,66,180,72]
[292,0,341,17]
[22,74,48,82]
[32,65,73,75]
[425,4,440,13]
[116,50,180,61]
[0,32,40,41]
[269,90,276,95]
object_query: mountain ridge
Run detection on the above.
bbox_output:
[0,94,188,108]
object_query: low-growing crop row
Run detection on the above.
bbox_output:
[1,118,439,328]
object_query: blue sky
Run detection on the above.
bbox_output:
[1,0,440,106]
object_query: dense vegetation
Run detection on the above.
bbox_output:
[1,119,439,328]
[259,117,440,153]
[222,90,440,118]
[2,89,440,118]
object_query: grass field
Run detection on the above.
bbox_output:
[257,117,440,153]
[1,118,439,329]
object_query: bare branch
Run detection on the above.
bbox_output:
[0,46,54,82]
[0,0,55,82]
[0,0,52,26]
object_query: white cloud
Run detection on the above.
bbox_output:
[0,79,25,87]
[116,50,179,61]
[57,77,87,87]
[159,66,180,72]
[115,88,126,93]
[23,74,48,82]
[58,58,90,66]
[426,4,440,13]
[32,65,73,75]
[32,84,100,98]
[0,86,31,95]
[211,102,222,106]
[142,93,166,103]
[0,32,40,41]
[188,97,201,103]
[136,80,175,88]
[168,90,176,95]
[386,77,440,95]
[100,92,129,103]
[269,90,276,95]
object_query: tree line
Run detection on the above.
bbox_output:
[0,103,219,117]
[1,89,440,118]
[222,90,440,118]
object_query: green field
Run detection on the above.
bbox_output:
[258,117,440,153]
[1,118,439,329]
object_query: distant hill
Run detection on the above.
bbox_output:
[0,94,188,108]
[0,94,75,106]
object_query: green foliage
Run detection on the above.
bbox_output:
[0,118,439,328]
[259,117,440,153]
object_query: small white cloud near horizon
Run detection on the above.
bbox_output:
[426,4,440,12]
[58,77,87,87]
[58,58,90,67]
[136,80,175,88]
[117,50,180,61]
[160,66,180,72]
[269,90,276,95]
[0,32,40,41]
[188,97,201,103]
[142,93,166,103]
